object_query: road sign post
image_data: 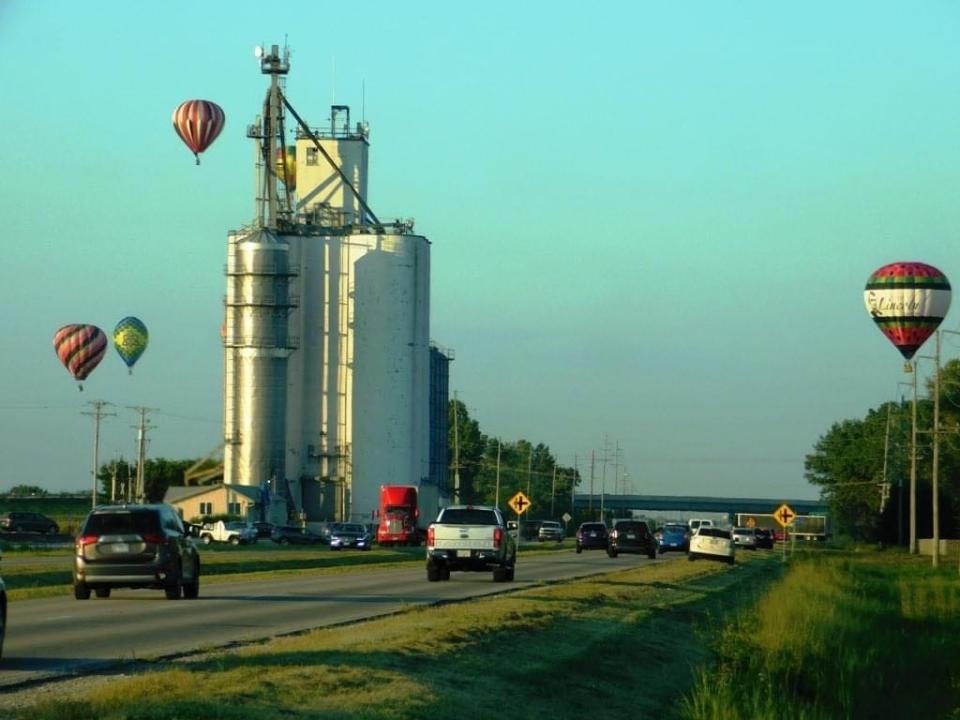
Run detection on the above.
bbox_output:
[773,504,796,562]
[508,491,532,552]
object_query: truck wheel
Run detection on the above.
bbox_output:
[648,548,657,560]
[576,545,582,554]
[95,587,111,599]
[74,581,91,600]
[608,549,618,558]
[493,567,509,582]
[688,553,696,561]
[201,534,213,545]
[427,560,442,582]
[505,566,515,582]
[229,536,240,546]
[441,567,451,581]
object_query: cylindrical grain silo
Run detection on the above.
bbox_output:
[349,232,431,523]
[223,228,295,488]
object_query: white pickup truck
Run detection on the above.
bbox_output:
[198,520,258,545]
[426,505,516,582]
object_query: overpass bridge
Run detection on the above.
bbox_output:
[572,494,826,517]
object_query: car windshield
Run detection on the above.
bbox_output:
[339,524,365,533]
[580,523,606,532]
[733,528,754,535]
[84,510,161,536]
[614,522,647,532]
[541,522,560,529]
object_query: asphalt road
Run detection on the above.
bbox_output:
[0,548,667,690]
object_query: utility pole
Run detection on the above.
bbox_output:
[909,361,918,554]
[933,331,941,568]
[571,454,578,520]
[600,436,610,523]
[495,439,502,507]
[452,392,460,504]
[82,401,115,510]
[130,407,155,503]
[589,450,595,517]
[551,465,556,518]
[526,445,533,497]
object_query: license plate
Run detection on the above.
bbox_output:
[589,532,597,538]
[626,532,636,539]
[109,543,130,553]
[457,549,472,558]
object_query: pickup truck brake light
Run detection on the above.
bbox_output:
[493,526,503,549]
[427,526,435,546]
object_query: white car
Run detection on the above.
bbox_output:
[688,526,735,565]
[731,527,758,550]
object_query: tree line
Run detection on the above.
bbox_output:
[805,359,960,541]
[447,399,582,521]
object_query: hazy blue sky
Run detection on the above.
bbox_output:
[3,1,959,501]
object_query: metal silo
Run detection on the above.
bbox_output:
[223,45,443,523]
[349,232,431,523]
[223,227,295,488]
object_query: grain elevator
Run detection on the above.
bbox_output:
[222,45,444,523]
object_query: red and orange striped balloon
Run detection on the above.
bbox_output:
[53,324,107,391]
[172,99,225,164]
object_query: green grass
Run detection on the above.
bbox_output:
[19,553,782,720]
[680,548,960,719]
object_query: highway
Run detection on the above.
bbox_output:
[0,548,667,691]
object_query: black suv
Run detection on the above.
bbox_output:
[0,512,58,534]
[575,522,609,553]
[608,519,657,559]
[73,504,200,600]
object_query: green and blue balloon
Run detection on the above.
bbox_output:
[113,317,149,373]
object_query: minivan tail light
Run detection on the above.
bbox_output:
[493,526,503,549]
[76,535,99,549]
[142,534,167,545]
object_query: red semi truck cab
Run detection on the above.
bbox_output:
[377,485,421,546]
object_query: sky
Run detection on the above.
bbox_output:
[2,1,960,502]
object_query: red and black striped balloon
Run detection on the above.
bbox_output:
[172,99,225,164]
[53,324,107,390]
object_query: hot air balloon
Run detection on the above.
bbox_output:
[276,145,296,190]
[864,262,952,360]
[53,324,107,391]
[113,317,149,374]
[172,100,225,165]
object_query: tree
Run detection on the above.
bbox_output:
[97,457,197,503]
[8,484,48,497]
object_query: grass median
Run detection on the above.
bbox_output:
[19,552,781,720]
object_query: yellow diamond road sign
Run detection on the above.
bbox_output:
[508,491,532,516]
[774,503,796,528]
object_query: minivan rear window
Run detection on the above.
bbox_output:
[84,510,162,536]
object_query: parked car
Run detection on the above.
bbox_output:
[732,527,758,550]
[199,520,258,545]
[250,521,274,538]
[688,526,735,565]
[655,523,690,552]
[754,528,774,550]
[0,511,59,534]
[575,522,608,553]
[73,504,200,600]
[271,526,324,545]
[328,523,373,550]
[537,520,564,542]
[607,520,657,559]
